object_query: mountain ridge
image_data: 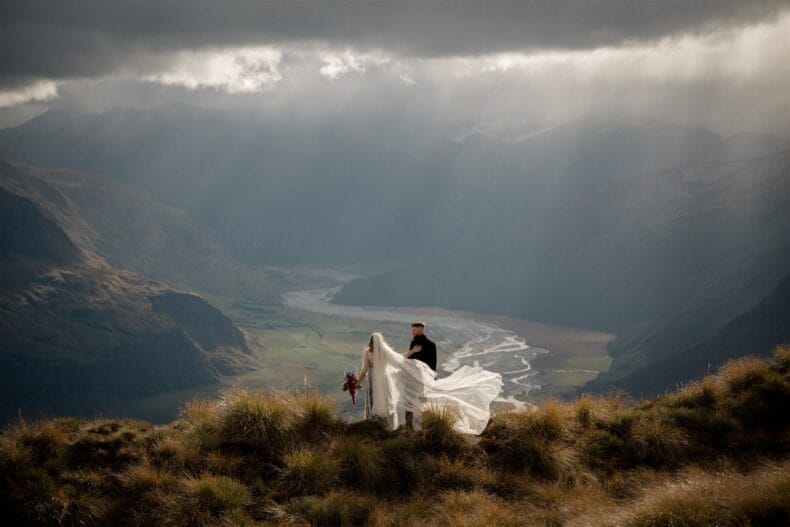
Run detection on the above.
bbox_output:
[0,184,259,423]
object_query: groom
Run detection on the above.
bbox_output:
[404,321,437,372]
[403,321,437,429]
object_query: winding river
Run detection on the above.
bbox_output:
[282,278,549,407]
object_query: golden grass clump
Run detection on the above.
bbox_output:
[4,414,69,468]
[772,343,790,370]
[426,455,497,492]
[331,435,384,491]
[416,403,467,455]
[718,357,789,432]
[481,401,576,480]
[279,447,340,496]
[283,490,375,526]
[119,461,181,497]
[191,388,297,461]
[292,388,341,440]
[660,375,720,410]
[425,490,524,527]
[162,474,251,527]
[580,460,790,527]
[630,415,689,468]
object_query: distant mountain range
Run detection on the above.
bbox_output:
[1,104,788,399]
[0,153,264,422]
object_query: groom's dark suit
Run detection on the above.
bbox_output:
[405,333,437,429]
[408,334,437,373]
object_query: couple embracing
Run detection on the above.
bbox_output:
[355,322,503,435]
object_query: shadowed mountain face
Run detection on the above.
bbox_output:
[0,185,257,422]
[587,272,790,399]
[0,183,81,267]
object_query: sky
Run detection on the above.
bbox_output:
[1,0,788,136]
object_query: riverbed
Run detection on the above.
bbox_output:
[282,279,550,407]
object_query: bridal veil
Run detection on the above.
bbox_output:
[368,331,503,435]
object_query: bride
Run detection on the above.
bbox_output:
[355,332,503,435]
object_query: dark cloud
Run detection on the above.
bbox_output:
[1,0,787,89]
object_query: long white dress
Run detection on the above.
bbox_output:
[364,332,503,435]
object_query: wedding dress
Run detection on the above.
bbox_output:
[365,331,503,435]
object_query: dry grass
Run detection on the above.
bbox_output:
[1,344,788,526]
[571,459,790,527]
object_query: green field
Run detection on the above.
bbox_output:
[207,294,417,400]
[114,288,613,422]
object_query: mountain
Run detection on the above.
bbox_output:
[0,185,258,422]
[588,272,790,399]
[0,149,277,302]
[3,106,779,266]
[2,105,789,395]
[335,147,790,387]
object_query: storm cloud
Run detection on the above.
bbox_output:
[0,1,787,136]
[1,0,787,88]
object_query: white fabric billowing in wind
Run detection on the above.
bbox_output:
[368,332,503,435]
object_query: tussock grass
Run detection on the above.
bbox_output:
[425,490,523,527]
[185,473,250,513]
[293,388,341,440]
[118,461,181,497]
[279,447,339,496]
[480,400,576,480]
[283,490,375,527]
[331,436,384,491]
[416,403,467,456]
[1,344,788,526]
[207,388,295,458]
[574,459,790,527]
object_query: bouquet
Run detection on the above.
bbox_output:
[342,369,359,407]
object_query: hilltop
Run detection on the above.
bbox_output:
[1,345,788,526]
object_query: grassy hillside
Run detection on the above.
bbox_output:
[2,345,788,526]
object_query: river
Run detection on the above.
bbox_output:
[282,274,549,408]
